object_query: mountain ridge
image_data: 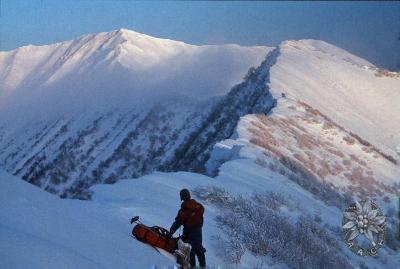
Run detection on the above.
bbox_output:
[0,29,398,199]
[1,29,399,269]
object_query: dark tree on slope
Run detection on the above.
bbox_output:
[167,48,279,173]
[5,49,279,199]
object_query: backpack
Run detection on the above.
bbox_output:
[179,199,204,228]
[132,224,177,253]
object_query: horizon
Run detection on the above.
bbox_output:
[1,1,399,70]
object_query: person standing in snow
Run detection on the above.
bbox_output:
[169,189,206,268]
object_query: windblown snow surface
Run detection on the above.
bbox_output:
[1,29,400,269]
[269,40,400,152]
[0,28,270,119]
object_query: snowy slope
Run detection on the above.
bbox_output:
[251,99,400,197]
[0,165,288,269]
[203,104,400,268]
[269,40,400,154]
[209,98,400,203]
[2,149,399,269]
[0,168,225,269]
[0,169,177,269]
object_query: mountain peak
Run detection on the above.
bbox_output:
[116,28,132,34]
[110,28,146,40]
[104,28,186,48]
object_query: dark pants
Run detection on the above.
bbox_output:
[184,227,206,267]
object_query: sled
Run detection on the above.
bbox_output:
[132,223,177,252]
[129,234,178,262]
[130,216,192,268]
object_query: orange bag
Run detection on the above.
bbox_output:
[132,224,178,253]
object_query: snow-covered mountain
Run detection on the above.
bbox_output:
[0,29,274,198]
[0,28,270,117]
[0,29,399,202]
[1,29,400,268]
[1,29,399,201]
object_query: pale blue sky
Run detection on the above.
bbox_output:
[1,1,399,70]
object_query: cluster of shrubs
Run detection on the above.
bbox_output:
[194,186,355,269]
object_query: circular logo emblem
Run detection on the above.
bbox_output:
[342,200,386,257]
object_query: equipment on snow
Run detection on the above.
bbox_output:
[130,216,192,268]
[132,223,177,253]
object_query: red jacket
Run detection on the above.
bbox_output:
[170,199,204,235]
